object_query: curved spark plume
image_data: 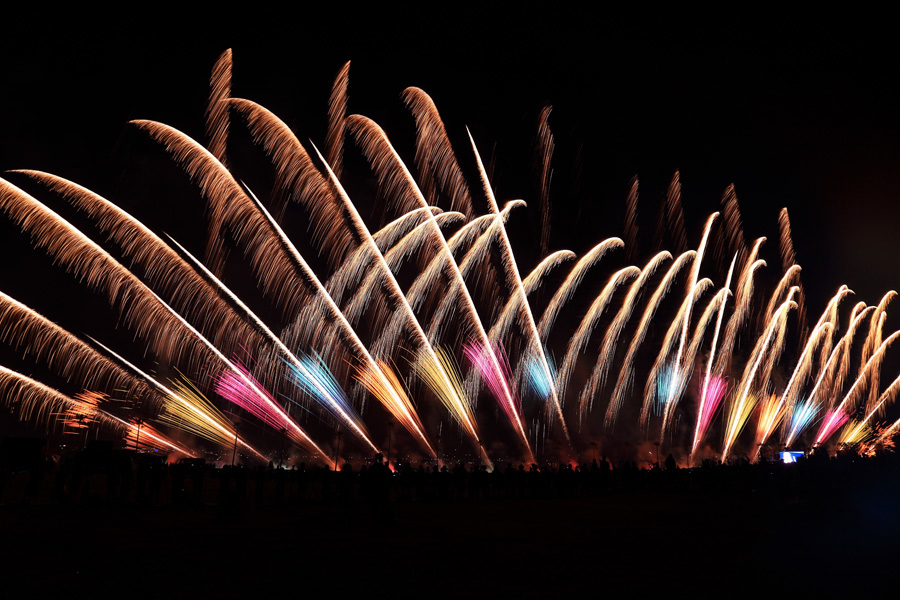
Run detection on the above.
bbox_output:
[719,185,748,269]
[401,87,475,218]
[862,291,896,415]
[227,97,353,269]
[556,265,640,414]
[14,170,266,367]
[538,238,624,342]
[802,304,873,418]
[607,251,696,429]
[623,177,640,263]
[713,237,766,377]
[0,290,158,405]
[663,286,732,439]
[778,208,807,341]
[577,252,672,407]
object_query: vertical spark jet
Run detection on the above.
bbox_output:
[691,253,737,461]
[467,129,572,447]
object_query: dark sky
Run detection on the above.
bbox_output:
[2,6,900,450]
[3,7,899,305]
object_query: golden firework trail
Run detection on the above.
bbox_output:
[15,170,267,369]
[836,418,872,447]
[803,304,872,417]
[227,97,353,271]
[866,372,900,445]
[862,291,896,415]
[623,177,640,263]
[439,203,529,348]
[206,48,232,167]
[326,60,350,181]
[402,87,475,219]
[487,250,576,360]
[713,237,767,377]
[752,392,787,462]
[763,265,802,326]
[414,347,491,468]
[814,285,854,375]
[777,208,808,341]
[672,213,718,377]
[535,105,554,257]
[354,360,436,458]
[828,303,873,407]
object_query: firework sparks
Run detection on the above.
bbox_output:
[4,51,900,466]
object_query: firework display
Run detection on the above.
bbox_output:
[2,49,900,469]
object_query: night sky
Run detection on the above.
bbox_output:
[2,6,900,450]
[3,8,898,302]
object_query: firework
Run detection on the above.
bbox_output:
[3,50,900,467]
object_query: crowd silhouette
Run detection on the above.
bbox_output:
[3,438,899,508]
